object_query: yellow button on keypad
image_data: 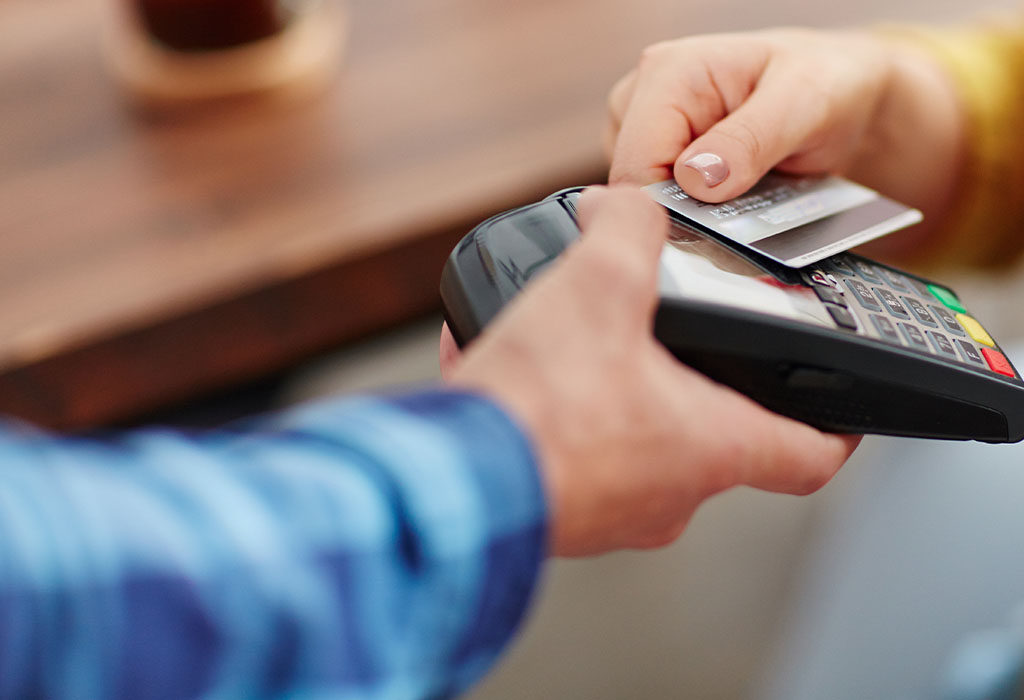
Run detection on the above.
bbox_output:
[956,314,995,347]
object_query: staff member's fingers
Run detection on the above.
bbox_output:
[739,407,862,495]
[567,187,668,323]
[439,323,461,380]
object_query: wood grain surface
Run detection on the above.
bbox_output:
[0,0,694,428]
[1,0,1010,430]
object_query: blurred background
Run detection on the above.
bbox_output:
[1,0,1021,698]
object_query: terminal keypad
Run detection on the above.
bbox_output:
[874,288,910,319]
[930,305,966,336]
[880,269,914,293]
[902,296,939,327]
[852,259,884,284]
[844,279,882,312]
[815,254,1015,379]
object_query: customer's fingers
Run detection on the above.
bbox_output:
[604,70,638,160]
[607,77,694,187]
[608,38,770,187]
[672,64,828,202]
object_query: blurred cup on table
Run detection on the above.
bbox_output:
[104,0,348,108]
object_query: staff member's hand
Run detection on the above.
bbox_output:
[442,187,860,558]
[605,29,964,248]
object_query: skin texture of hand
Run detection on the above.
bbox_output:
[444,187,860,557]
[606,28,966,257]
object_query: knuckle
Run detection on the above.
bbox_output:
[719,119,765,163]
[792,460,836,495]
[639,40,675,67]
[798,75,834,126]
[606,74,631,121]
[605,89,620,121]
[636,532,677,550]
[703,460,740,496]
[637,39,694,78]
[635,519,690,550]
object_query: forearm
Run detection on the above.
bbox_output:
[0,391,546,698]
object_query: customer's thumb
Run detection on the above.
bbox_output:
[672,74,820,202]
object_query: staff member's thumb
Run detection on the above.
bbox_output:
[565,186,668,326]
[441,187,666,380]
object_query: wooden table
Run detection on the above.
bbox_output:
[1,0,998,430]
[0,0,696,429]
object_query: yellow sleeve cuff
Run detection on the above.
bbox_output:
[881,21,1024,269]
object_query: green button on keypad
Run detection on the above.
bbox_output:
[927,283,966,313]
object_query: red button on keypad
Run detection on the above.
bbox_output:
[982,348,1016,377]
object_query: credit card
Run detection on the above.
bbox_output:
[643,173,922,268]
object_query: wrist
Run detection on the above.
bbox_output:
[845,28,967,263]
[449,359,572,554]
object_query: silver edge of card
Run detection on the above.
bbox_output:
[643,177,923,269]
[781,209,923,267]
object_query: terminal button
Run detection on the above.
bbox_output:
[955,340,986,367]
[870,314,902,344]
[874,288,911,319]
[852,259,884,284]
[813,285,846,306]
[826,304,858,330]
[957,314,995,347]
[880,269,913,293]
[928,284,967,313]
[898,322,931,352]
[902,296,938,327]
[982,348,1016,377]
[828,256,856,277]
[845,279,882,312]
[929,305,966,336]
[926,331,958,360]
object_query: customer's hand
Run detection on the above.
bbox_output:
[606,28,964,248]
[445,187,859,557]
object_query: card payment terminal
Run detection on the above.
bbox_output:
[440,187,1024,442]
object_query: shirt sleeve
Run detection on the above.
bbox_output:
[883,20,1024,269]
[0,389,548,699]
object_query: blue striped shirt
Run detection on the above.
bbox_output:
[0,389,547,699]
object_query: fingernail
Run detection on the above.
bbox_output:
[682,153,729,187]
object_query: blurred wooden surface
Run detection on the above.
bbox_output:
[0,0,687,428]
[1,0,1010,430]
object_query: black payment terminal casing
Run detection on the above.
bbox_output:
[440,187,1024,443]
